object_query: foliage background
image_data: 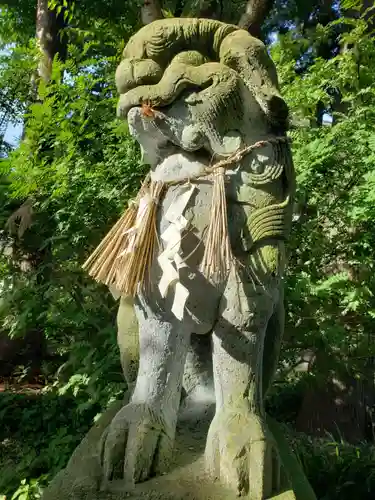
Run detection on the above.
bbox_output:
[0,1,375,499]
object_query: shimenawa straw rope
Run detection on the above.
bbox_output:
[82,136,290,296]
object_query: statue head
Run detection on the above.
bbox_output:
[115,18,290,175]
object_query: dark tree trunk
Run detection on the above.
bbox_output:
[141,0,163,25]
[27,0,68,134]
[238,0,275,39]
[35,0,68,84]
[296,372,375,444]
[196,0,221,19]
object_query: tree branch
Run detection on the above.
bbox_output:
[141,0,163,25]
[238,0,274,39]
[195,0,221,19]
[6,198,34,240]
[174,0,184,17]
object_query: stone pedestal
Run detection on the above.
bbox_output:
[42,398,313,500]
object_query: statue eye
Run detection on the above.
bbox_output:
[250,160,266,174]
[249,144,274,175]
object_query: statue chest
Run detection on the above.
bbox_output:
[155,174,287,263]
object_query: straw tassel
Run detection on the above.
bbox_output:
[82,175,165,296]
[82,200,139,284]
[114,180,164,296]
[200,166,235,283]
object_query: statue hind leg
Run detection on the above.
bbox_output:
[101,295,191,486]
[262,291,285,399]
[180,332,215,423]
[115,296,212,406]
[183,332,215,402]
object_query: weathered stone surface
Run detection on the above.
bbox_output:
[116,295,139,386]
[43,400,306,499]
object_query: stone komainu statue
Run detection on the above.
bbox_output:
[44,17,316,500]
[102,17,297,500]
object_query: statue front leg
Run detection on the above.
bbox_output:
[205,271,281,499]
[101,296,190,487]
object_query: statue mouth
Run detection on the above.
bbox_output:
[126,106,212,177]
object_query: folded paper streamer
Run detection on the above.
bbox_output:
[108,284,121,301]
[158,184,196,320]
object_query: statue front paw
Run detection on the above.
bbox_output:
[100,402,174,487]
[205,409,281,499]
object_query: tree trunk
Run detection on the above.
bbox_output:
[35,0,68,84]
[27,0,67,131]
[36,0,55,82]
[296,371,375,444]
[196,0,221,19]
[238,0,274,39]
[141,0,163,25]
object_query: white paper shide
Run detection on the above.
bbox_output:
[157,184,196,320]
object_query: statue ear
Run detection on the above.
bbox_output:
[264,94,289,131]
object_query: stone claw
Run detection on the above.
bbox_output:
[205,409,281,499]
[100,402,174,487]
